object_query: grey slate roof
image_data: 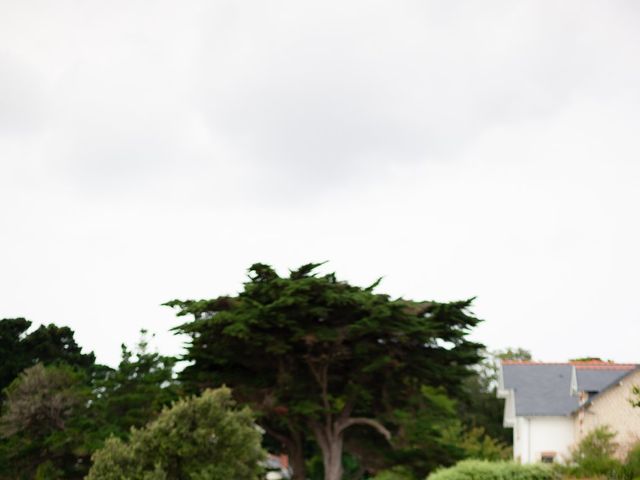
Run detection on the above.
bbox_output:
[582,366,640,407]
[576,369,628,392]
[502,364,578,416]
[501,363,636,417]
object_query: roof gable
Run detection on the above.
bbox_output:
[576,368,632,393]
[580,366,640,408]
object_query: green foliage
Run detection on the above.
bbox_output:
[306,452,366,480]
[0,363,90,479]
[34,461,64,480]
[0,363,84,438]
[495,348,532,362]
[372,465,417,480]
[568,426,623,478]
[0,318,32,394]
[457,348,530,445]
[0,330,179,479]
[168,263,483,479]
[381,386,465,476]
[0,267,506,479]
[0,318,98,399]
[442,426,511,462]
[89,330,179,444]
[569,357,610,363]
[385,392,511,479]
[631,385,640,408]
[0,319,100,478]
[21,323,96,370]
[426,460,556,480]
[626,443,640,479]
[86,387,265,480]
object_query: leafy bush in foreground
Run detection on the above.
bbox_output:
[426,460,556,480]
[86,388,265,480]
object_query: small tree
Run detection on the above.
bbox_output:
[90,330,178,443]
[570,426,622,477]
[0,364,82,438]
[443,426,511,462]
[458,348,532,445]
[0,363,88,479]
[86,387,265,480]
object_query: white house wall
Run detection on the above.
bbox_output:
[514,416,574,463]
[513,416,527,462]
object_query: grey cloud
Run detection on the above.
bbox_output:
[0,54,47,135]
[3,0,635,198]
[190,0,619,197]
[2,0,640,365]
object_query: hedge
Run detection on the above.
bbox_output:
[427,460,557,480]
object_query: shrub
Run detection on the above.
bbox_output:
[441,425,511,461]
[426,460,556,480]
[0,363,89,479]
[625,442,640,479]
[86,387,265,480]
[569,426,623,478]
[373,466,417,480]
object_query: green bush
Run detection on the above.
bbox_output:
[626,442,640,479]
[426,460,556,480]
[441,426,512,461]
[86,387,265,480]
[372,466,417,480]
[568,426,623,478]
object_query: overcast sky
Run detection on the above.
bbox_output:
[1,0,639,366]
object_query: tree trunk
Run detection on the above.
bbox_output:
[311,423,345,480]
[312,416,391,480]
[288,433,306,480]
[323,435,344,480]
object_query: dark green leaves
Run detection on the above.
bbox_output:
[168,262,484,478]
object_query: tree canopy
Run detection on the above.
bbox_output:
[90,330,179,441]
[457,347,532,445]
[0,325,178,480]
[0,363,90,479]
[0,318,97,397]
[168,262,484,480]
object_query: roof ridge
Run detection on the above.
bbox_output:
[501,360,637,367]
[575,364,637,370]
[501,361,570,365]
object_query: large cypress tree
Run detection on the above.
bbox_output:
[168,263,483,480]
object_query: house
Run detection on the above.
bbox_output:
[574,366,640,457]
[497,360,640,464]
[264,453,292,479]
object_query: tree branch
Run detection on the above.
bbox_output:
[262,424,294,450]
[309,419,330,458]
[306,359,332,426]
[338,391,356,421]
[336,417,391,441]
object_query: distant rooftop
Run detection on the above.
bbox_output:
[501,360,636,369]
[500,361,637,417]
